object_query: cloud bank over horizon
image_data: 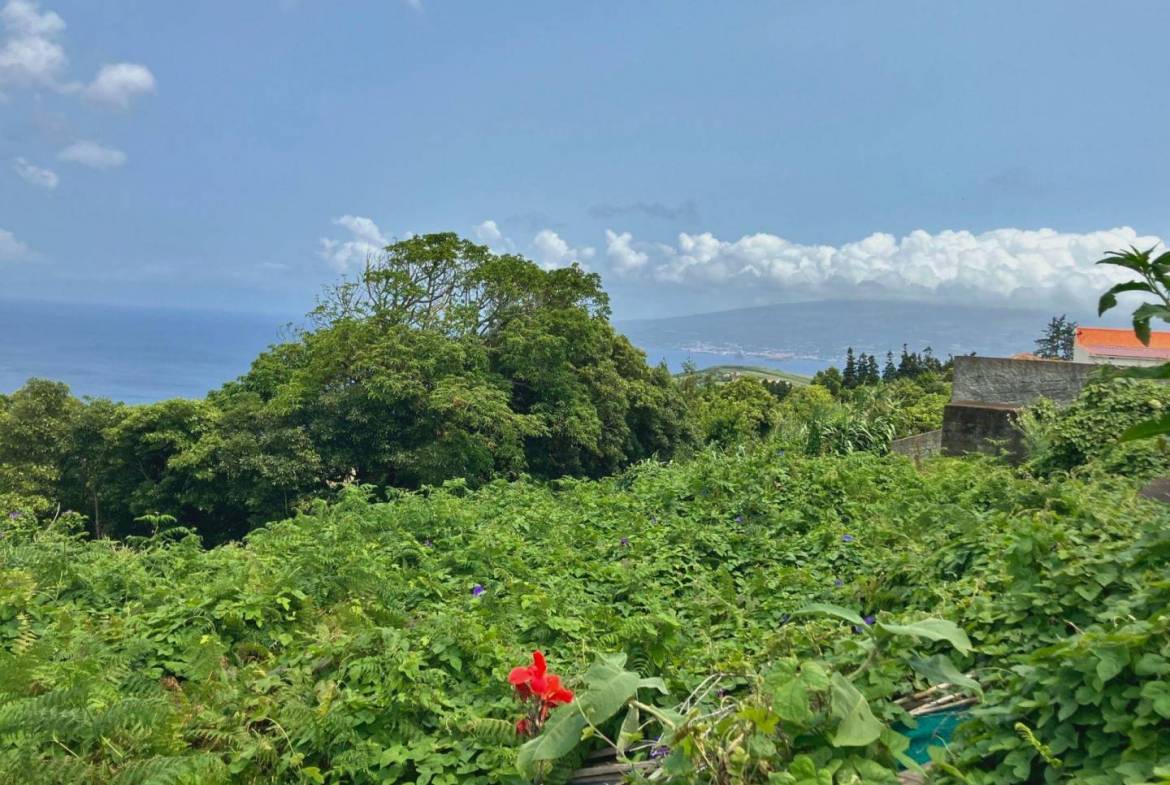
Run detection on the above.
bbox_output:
[318,216,1162,313]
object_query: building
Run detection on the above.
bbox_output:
[1074,327,1170,367]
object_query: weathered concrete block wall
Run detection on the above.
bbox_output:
[891,429,942,461]
[941,402,1025,461]
[951,355,1099,407]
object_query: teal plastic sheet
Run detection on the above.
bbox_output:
[894,708,970,766]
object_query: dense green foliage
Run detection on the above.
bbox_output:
[7,239,1170,783]
[4,423,1169,782]
[1018,377,1170,479]
[0,234,694,542]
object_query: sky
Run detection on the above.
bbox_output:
[2,0,1169,320]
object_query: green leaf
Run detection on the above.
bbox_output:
[1120,412,1170,442]
[515,703,588,776]
[1140,681,1170,718]
[637,676,668,694]
[1132,303,1170,345]
[1135,653,1170,676]
[783,754,834,785]
[771,676,813,725]
[798,661,831,691]
[616,704,640,754]
[1098,281,1154,316]
[877,618,973,654]
[829,672,883,747]
[792,603,866,627]
[578,653,641,724]
[1096,647,1128,683]
[910,654,983,697]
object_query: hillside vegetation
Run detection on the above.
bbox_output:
[4,235,1170,784]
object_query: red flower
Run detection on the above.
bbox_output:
[539,674,574,706]
[508,650,547,700]
[509,650,575,736]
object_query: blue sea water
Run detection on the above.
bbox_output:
[0,299,296,403]
[0,299,824,404]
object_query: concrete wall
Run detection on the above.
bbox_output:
[950,355,1100,407]
[1073,346,1164,367]
[941,402,1025,461]
[890,429,942,461]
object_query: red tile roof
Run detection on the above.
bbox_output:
[1077,326,1170,359]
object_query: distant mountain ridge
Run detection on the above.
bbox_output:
[618,299,1113,370]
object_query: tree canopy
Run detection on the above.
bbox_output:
[0,233,694,542]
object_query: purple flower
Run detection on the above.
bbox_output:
[734,515,744,524]
[471,584,485,597]
[7,511,17,520]
[834,578,844,588]
[620,537,630,547]
[650,743,670,759]
[863,614,876,626]
[841,534,855,543]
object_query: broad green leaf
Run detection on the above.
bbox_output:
[910,654,982,696]
[792,603,866,627]
[799,661,831,691]
[1096,648,1128,683]
[1120,412,1170,442]
[771,676,813,725]
[577,654,641,723]
[878,618,973,655]
[1098,281,1154,316]
[515,703,588,775]
[782,755,833,785]
[737,704,780,734]
[1140,681,1170,718]
[829,672,883,747]
[616,704,640,754]
[637,676,668,694]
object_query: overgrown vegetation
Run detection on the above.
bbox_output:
[4,235,1170,783]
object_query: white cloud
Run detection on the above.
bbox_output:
[0,226,30,261]
[84,62,154,108]
[404,0,423,11]
[0,2,155,112]
[319,215,388,272]
[12,155,56,188]
[474,219,505,245]
[531,229,594,270]
[604,229,648,273]
[607,225,1163,307]
[58,139,126,169]
[0,0,67,88]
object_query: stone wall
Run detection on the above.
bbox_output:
[941,402,1025,461]
[890,429,942,461]
[950,355,1100,407]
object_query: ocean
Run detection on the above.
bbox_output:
[0,299,825,403]
[0,299,296,403]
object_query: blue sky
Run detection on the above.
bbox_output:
[2,0,1169,319]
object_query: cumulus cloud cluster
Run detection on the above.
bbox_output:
[2,1,151,198]
[0,0,154,105]
[323,217,1162,310]
[531,229,594,270]
[603,225,1162,307]
[318,215,389,272]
